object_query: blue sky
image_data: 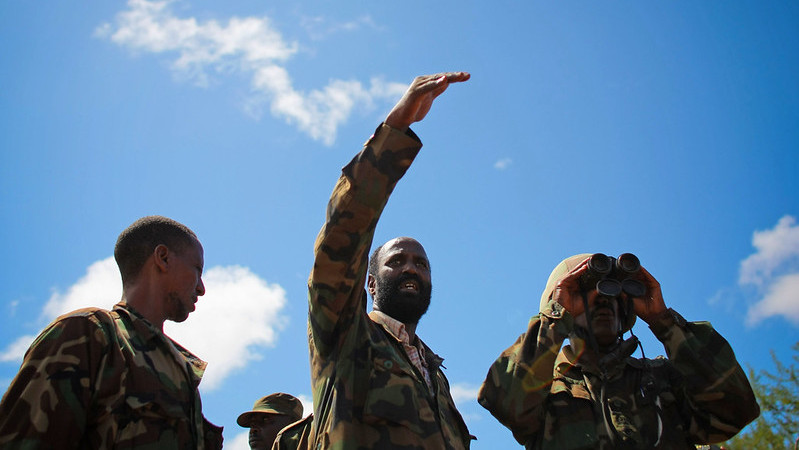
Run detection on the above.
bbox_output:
[1,1,797,447]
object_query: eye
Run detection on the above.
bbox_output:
[416,260,429,269]
[386,258,401,267]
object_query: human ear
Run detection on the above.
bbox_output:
[367,274,376,296]
[153,244,170,272]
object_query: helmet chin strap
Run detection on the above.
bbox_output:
[580,289,604,356]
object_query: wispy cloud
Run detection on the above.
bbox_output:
[739,215,799,326]
[94,0,405,145]
[0,257,288,391]
[300,15,382,41]
[494,158,512,170]
[0,335,37,363]
[450,382,481,404]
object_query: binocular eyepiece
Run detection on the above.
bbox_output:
[583,253,646,298]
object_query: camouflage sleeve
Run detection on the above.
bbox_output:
[477,300,574,445]
[650,308,760,443]
[308,123,422,358]
[0,310,116,448]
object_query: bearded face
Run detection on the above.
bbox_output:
[373,272,432,324]
[369,237,433,324]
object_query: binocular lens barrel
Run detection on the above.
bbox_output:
[616,253,640,274]
[622,279,646,297]
[585,253,646,298]
[596,279,622,297]
[588,253,613,275]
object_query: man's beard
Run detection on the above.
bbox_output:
[373,273,432,324]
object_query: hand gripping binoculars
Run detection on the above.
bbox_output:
[582,253,646,298]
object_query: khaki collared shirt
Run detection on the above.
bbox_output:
[369,310,433,389]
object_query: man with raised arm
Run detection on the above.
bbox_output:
[308,72,472,449]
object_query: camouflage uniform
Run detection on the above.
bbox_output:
[478,298,759,449]
[0,302,222,450]
[273,414,313,450]
[308,124,471,449]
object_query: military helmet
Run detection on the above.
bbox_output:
[539,253,636,333]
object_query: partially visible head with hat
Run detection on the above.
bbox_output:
[238,393,303,450]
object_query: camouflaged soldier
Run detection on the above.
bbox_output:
[236,393,303,450]
[478,253,759,449]
[0,216,223,450]
[308,72,473,449]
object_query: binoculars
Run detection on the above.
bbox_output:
[582,253,646,298]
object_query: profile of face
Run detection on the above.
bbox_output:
[164,239,206,323]
[574,290,622,348]
[247,413,296,450]
[369,238,432,324]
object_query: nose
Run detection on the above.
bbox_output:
[196,278,206,296]
[401,261,418,276]
[594,296,613,307]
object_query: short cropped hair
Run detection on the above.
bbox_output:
[114,216,199,283]
[368,244,384,277]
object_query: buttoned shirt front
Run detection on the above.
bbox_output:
[369,310,433,389]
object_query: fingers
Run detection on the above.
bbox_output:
[551,257,591,316]
[385,71,469,130]
[411,72,470,95]
[560,258,590,287]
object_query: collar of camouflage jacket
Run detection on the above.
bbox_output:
[114,302,207,387]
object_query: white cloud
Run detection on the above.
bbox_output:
[42,257,122,320]
[300,15,382,41]
[739,215,799,325]
[745,273,799,326]
[297,394,313,418]
[0,335,37,362]
[739,215,799,286]
[0,257,287,392]
[226,431,250,450]
[95,0,405,145]
[449,382,481,404]
[166,265,287,391]
[494,158,512,170]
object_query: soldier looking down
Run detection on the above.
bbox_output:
[308,72,472,449]
[0,215,223,449]
[478,253,760,449]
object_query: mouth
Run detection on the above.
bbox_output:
[400,279,419,293]
[592,307,614,320]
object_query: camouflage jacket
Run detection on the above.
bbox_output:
[273,414,313,450]
[308,124,471,449]
[0,302,223,450]
[478,301,759,450]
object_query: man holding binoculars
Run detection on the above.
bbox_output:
[478,253,759,450]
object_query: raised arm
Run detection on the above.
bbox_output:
[308,72,469,358]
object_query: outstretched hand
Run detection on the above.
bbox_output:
[385,72,470,131]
